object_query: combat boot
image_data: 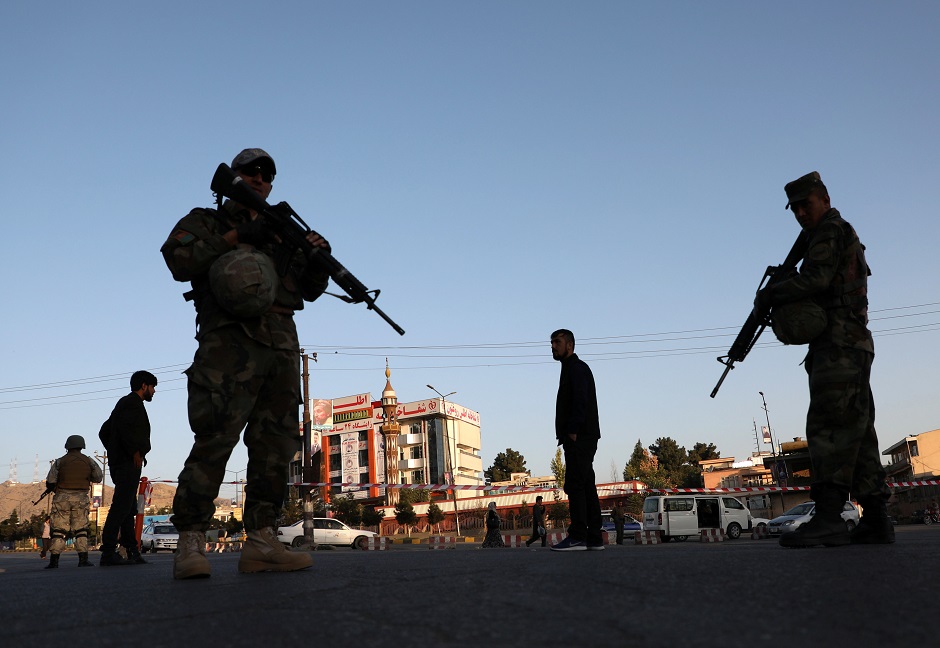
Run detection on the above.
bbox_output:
[779,484,851,548]
[99,549,131,566]
[238,527,313,573]
[45,554,60,569]
[126,547,148,564]
[77,552,94,567]
[851,498,896,544]
[174,531,211,580]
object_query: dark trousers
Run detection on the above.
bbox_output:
[102,462,142,552]
[526,526,546,546]
[562,436,602,543]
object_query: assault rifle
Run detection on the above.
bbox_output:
[210,163,405,336]
[33,483,55,506]
[709,230,809,398]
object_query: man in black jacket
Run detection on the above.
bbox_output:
[100,370,157,566]
[549,329,603,552]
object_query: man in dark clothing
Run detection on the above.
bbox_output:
[549,329,603,552]
[612,501,627,545]
[100,370,157,566]
[525,495,547,547]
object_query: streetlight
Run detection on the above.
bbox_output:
[227,468,246,508]
[759,391,786,514]
[427,384,460,536]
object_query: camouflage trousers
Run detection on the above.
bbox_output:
[50,490,91,554]
[805,346,889,501]
[171,327,301,533]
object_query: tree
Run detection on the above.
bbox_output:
[426,503,445,533]
[399,488,430,504]
[331,494,363,526]
[550,447,566,486]
[624,439,648,480]
[361,507,384,529]
[649,437,688,476]
[624,441,673,490]
[548,499,569,528]
[394,501,418,536]
[688,442,720,465]
[484,448,528,482]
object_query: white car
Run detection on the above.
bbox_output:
[141,522,179,553]
[767,501,859,536]
[277,518,378,550]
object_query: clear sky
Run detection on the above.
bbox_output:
[3,2,939,499]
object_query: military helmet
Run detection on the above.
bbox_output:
[209,247,278,318]
[65,435,86,450]
[771,300,828,345]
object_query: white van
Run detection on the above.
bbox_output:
[642,495,754,541]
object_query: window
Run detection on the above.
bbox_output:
[722,497,745,510]
[410,446,424,460]
[666,498,694,512]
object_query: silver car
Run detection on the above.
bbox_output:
[141,522,179,553]
[767,501,859,536]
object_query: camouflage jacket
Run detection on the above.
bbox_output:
[768,209,874,354]
[161,200,330,350]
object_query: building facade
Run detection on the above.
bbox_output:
[289,368,483,506]
[882,428,940,520]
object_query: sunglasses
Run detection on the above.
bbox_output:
[237,165,275,183]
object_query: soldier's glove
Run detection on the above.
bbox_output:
[235,219,271,247]
[753,287,774,316]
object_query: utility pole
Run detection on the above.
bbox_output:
[759,391,786,515]
[300,349,317,548]
[428,385,460,536]
[92,452,108,546]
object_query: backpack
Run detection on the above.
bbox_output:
[98,418,112,450]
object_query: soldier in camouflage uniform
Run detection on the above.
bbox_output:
[161,148,330,579]
[44,435,103,569]
[757,171,892,548]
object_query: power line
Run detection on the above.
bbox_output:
[1,301,937,407]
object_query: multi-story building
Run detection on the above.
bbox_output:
[882,428,940,518]
[289,366,483,507]
[700,454,776,517]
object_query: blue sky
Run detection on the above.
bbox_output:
[3,2,939,498]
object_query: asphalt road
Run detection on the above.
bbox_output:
[5,525,938,647]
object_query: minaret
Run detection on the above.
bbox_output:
[380,360,402,506]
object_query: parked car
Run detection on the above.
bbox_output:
[277,518,378,550]
[767,501,859,537]
[141,522,179,553]
[601,510,643,537]
[751,517,771,532]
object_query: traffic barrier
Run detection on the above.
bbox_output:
[429,536,456,550]
[501,535,525,547]
[547,532,565,547]
[635,531,662,545]
[700,528,725,542]
[365,537,389,551]
[751,526,769,540]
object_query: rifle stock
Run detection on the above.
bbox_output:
[710,230,809,398]
[210,164,405,336]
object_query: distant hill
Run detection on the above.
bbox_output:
[0,480,178,521]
